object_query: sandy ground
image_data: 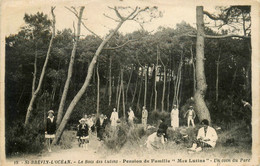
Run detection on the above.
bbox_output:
[5,128,252,166]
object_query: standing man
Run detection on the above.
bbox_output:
[184,106,196,127]
[142,106,148,129]
[95,114,107,141]
[110,108,119,128]
[171,104,179,129]
[128,107,135,127]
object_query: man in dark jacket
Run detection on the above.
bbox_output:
[95,114,108,141]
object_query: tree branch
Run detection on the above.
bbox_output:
[103,13,120,22]
[204,34,250,39]
[65,6,79,17]
[203,10,227,22]
[104,39,138,50]
[108,6,124,20]
[129,7,148,20]
[81,21,103,40]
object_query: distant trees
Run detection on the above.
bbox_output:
[24,7,56,126]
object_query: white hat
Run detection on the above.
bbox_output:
[48,110,54,114]
[79,118,86,123]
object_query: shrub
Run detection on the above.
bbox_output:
[103,120,129,151]
[6,120,45,156]
[149,111,170,125]
[103,121,147,151]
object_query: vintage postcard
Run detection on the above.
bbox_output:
[0,0,259,165]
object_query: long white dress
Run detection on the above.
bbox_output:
[110,111,119,127]
[171,108,179,128]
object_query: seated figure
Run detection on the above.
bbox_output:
[188,119,218,152]
[145,129,165,150]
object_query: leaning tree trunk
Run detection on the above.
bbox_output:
[52,19,125,145]
[96,63,100,116]
[194,6,211,123]
[24,7,56,126]
[56,7,84,127]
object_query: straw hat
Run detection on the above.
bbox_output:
[48,110,54,114]
[79,118,86,123]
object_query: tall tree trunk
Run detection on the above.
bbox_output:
[131,74,138,104]
[108,55,112,106]
[25,7,56,126]
[161,65,166,112]
[121,68,126,119]
[154,45,159,111]
[176,63,182,106]
[117,76,122,114]
[149,85,154,112]
[167,72,170,112]
[126,65,133,104]
[143,65,148,107]
[194,6,211,123]
[190,46,196,95]
[116,72,120,107]
[56,7,84,127]
[96,63,100,116]
[32,47,37,96]
[52,17,125,145]
[136,68,143,112]
[172,56,182,108]
[216,48,221,102]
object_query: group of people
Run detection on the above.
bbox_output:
[145,118,218,153]
[76,113,108,149]
[45,104,217,153]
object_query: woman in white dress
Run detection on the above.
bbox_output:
[110,108,119,127]
[171,105,179,129]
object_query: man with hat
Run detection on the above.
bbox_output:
[188,119,218,152]
[171,104,179,129]
[95,114,108,141]
[45,110,56,152]
[184,106,196,127]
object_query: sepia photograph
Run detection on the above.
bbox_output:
[0,0,259,165]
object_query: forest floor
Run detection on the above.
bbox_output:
[6,124,252,166]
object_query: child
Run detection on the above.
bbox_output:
[45,110,56,152]
[77,118,89,149]
[184,106,196,127]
